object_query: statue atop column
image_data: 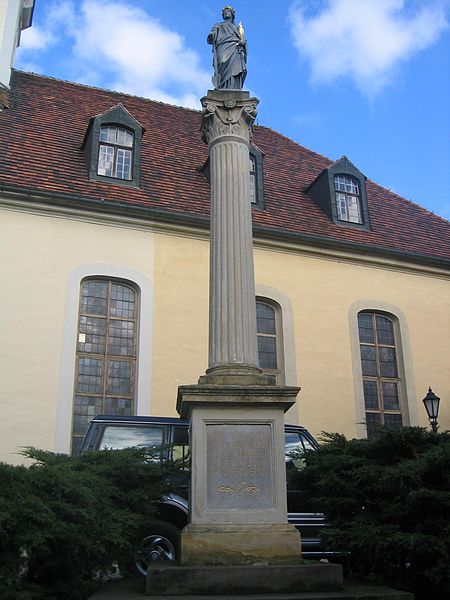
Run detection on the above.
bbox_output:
[207,6,247,90]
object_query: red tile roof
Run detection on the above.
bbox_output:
[1,71,449,265]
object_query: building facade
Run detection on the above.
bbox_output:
[1,71,449,463]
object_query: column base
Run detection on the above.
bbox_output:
[180,523,301,566]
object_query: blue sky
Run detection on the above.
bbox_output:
[16,0,450,220]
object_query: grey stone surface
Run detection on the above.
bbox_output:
[147,563,343,596]
[88,577,415,599]
[200,90,260,376]
[177,390,297,525]
[206,423,273,510]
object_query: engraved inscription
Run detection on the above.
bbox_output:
[206,424,274,510]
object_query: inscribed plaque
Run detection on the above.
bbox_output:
[206,423,274,510]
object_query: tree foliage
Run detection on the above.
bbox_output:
[291,427,450,599]
[0,448,173,599]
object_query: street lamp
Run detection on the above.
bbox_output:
[422,387,440,433]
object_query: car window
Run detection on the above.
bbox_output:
[170,426,189,467]
[285,431,315,470]
[99,425,164,451]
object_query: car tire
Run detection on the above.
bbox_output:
[130,520,180,577]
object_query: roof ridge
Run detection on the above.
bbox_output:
[13,69,202,114]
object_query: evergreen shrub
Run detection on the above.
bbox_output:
[0,447,172,599]
[290,427,450,600]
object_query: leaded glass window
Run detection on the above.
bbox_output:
[256,299,281,381]
[97,125,134,180]
[334,175,362,224]
[358,312,402,438]
[72,280,138,453]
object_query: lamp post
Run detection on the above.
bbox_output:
[422,387,440,433]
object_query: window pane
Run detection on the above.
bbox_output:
[78,316,106,353]
[379,347,398,378]
[106,360,131,395]
[116,127,134,147]
[81,281,108,315]
[100,426,163,450]
[363,380,379,409]
[366,412,381,438]
[376,315,395,345]
[99,126,116,143]
[76,358,103,393]
[258,336,277,369]
[104,397,133,415]
[358,313,374,343]
[256,303,276,334]
[382,382,400,410]
[361,345,377,376]
[98,144,114,176]
[384,413,403,427]
[110,284,135,318]
[115,148,132,180]
[108,320,135,356]
[347,196,361,223]
[73,395,103,420]
[249,171,256,203]
[336,193,348,220]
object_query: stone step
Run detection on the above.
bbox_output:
[89,578,414,600]
[147,563,343,596]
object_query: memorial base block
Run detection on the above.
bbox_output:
[177,382,301,567]
[181,522,301,566]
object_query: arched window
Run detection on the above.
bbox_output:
[334,174,362,223]
[71,279,138,453]
[98,125,134,180]
[358,312,403,437]
[256,299,282,382]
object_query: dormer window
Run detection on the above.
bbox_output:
[82,103,143,187]
[98,126,134,180]
[249,155,257,204]
[334,175,362,223]
[306,156,371,230]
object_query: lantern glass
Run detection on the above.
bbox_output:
[423,388,440,420]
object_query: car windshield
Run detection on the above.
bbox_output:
[285,431,315,469]
[99,425,164,451]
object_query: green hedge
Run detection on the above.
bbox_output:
[0,448,172,599]
[291,427,450,600]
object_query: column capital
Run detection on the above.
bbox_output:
[201,90,259,146]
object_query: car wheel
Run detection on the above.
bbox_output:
[133,521,180,576]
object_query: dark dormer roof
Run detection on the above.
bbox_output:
[1,70,449,268]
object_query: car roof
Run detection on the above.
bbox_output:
[90,414,308,432]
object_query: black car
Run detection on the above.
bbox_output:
[80,415,330,575]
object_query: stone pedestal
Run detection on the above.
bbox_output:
[177,384,301,565]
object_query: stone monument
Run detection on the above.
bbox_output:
[174,6,302,567]
[146,10,413,597]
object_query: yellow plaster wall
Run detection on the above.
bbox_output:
[253,246,450,439]
[1,205,449,462]
[150,231,209,416]
[0,207,155,463]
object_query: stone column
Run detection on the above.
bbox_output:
[174,90,302,567]
[200,90,262,383]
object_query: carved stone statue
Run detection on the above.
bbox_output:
[207,6,247,90]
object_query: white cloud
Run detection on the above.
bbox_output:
[289,0,448,95]
[19,26,54,51]
[17,0,210,108]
